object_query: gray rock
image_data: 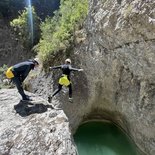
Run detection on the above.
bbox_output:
[72,1,155,155]
[22,1,155,155]
[0,89,77,155]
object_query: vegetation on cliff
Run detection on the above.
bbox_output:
[0,0,88,66]
[36,0,88,66]
[10,7,40,49]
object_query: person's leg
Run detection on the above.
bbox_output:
[68,83,72,99]
[12,77,27,100]
[52,84,62,97]
[48,84,62,103]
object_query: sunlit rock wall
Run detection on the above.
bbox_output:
[71,0,155,155]
[26,1,155,155]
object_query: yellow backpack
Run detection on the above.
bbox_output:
[59,75,70,86]
[5,67,14,79]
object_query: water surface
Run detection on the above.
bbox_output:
[74,122,139,155]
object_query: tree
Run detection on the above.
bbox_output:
[10,7,40,49]
[37,0,88,65]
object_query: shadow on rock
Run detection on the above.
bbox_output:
[14,101,53,117]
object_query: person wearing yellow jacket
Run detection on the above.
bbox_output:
[48,58,83,103]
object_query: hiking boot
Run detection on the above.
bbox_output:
[22,95,32,101]
[69,97,73,102]
[26,95,31,98]
[48,96,52,103]
[22,97,32,101]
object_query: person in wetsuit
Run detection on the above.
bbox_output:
[6,59,39,101]
[48,58,83,102]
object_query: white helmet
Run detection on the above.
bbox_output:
[65,58,71,64]
[33,57,39,65]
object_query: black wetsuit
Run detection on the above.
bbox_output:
[11,60,35,100]
[52,64,79,98]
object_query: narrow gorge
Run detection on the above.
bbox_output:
[0,0,155,155]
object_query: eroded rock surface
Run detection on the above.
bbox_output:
[22,1,155,155]
[0,89,77,155]
[72,1,155,155]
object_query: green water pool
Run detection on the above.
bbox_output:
[74,121,139,155]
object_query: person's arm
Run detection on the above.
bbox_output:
[49,65,62,70]
[70,66,84,72]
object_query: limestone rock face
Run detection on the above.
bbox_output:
[71,0,155,155]
[0,89,77,155]
[24,1,155,155]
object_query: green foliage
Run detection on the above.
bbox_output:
[36,0,88,64]
[10,7,40,49]
[0,64,14,89]
[0,64,8,75]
